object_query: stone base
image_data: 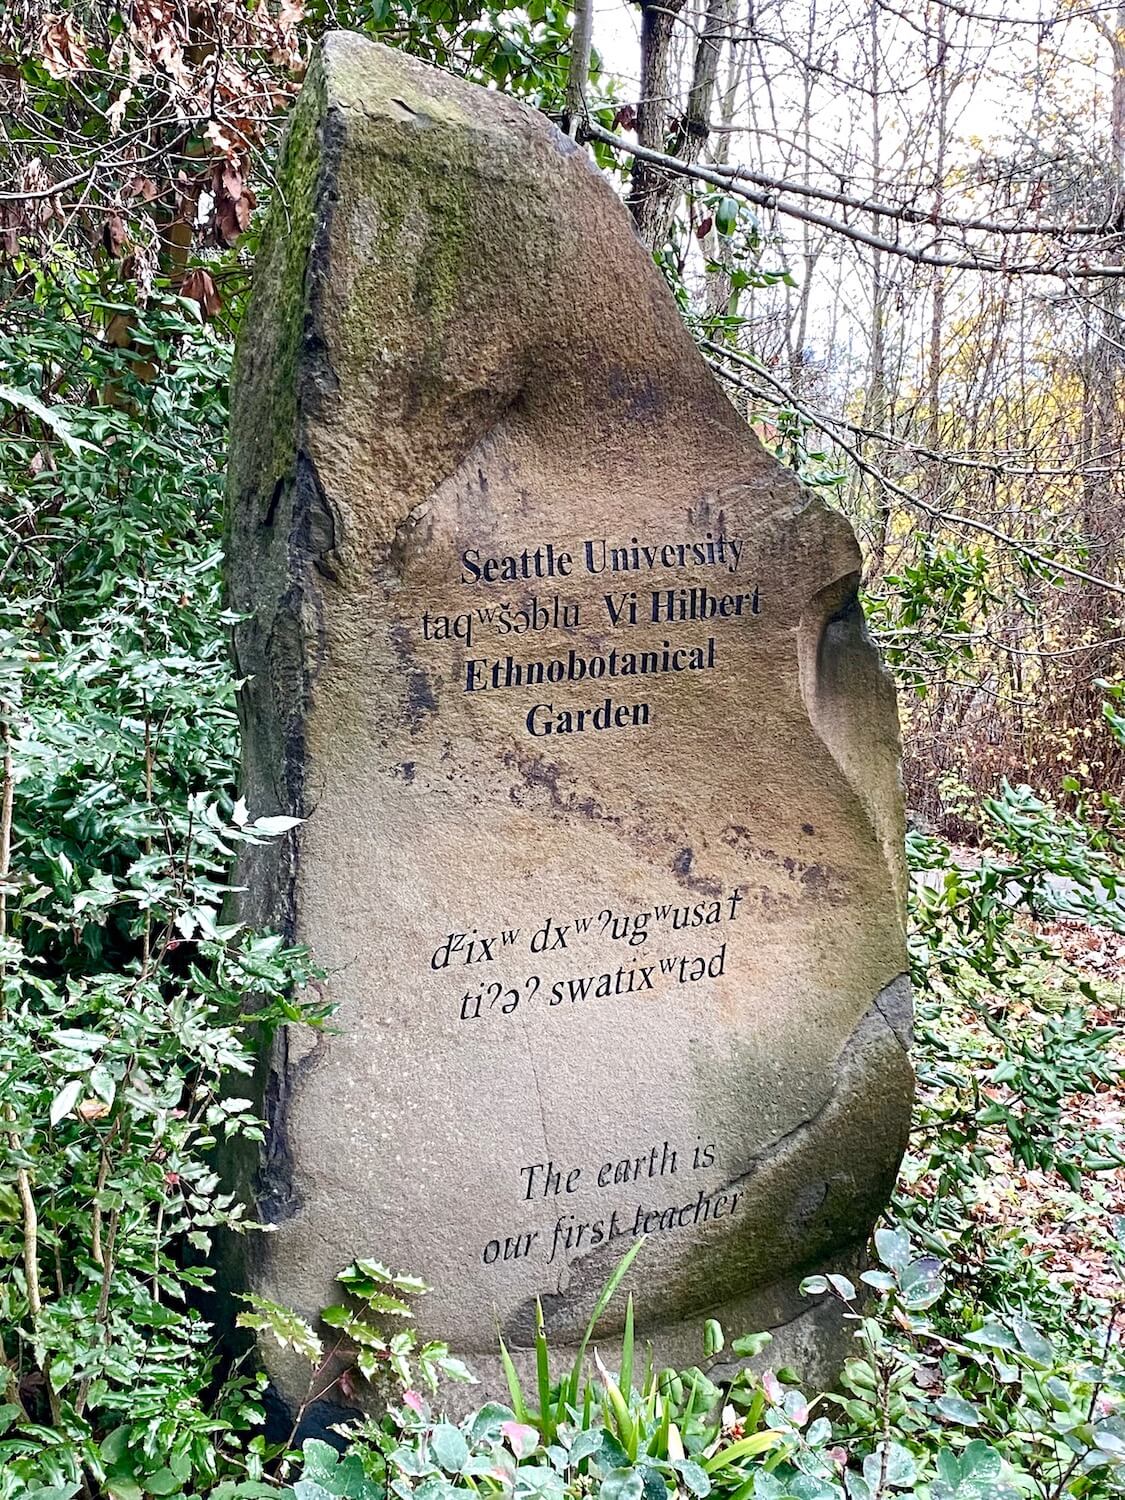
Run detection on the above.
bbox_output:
[459,1251,863,1417]
[288,1251,864,1439]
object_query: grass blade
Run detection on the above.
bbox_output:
[620,1293,634,1398]
[497,1331,528,1422]
[704,1430,786,1471]
[566,1237,645,1405]
[535,1298,552,1442]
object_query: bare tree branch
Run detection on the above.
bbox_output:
[702,339,1125,596]
[587,122,1125,277]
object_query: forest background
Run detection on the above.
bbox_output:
[0,0,1123,1497]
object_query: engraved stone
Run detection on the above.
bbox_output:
[226,31,913,1412]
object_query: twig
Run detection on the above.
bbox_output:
[0,710,43,1322]
[564,0,594,139]
[702,341,1125,597]
[585,122,1125,279]
[278,1337,347,1463]
[74,1207,120,1419]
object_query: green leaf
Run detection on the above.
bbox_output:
[861,1442,916,1489]
[601,1468,643,1500]
[516,1465,565,1500]
[236,1296,323,1362]
[715,197,739,236]
[566,1240,644,1405]
[965,1321,1019,1351]
[639,1469,668,1500]
[704,1431,786,1470]
[674,1460,711,1497]
[294,1482,335,1500]
[534,1299,553,1443]
[935,1392,981,1426]
[250,814,303,835]
[212,1486,281,1498]
[145,1470,184,1497]
[899,1256,945,1310]
[569,1428,604,1466]
[354,1290,413,1317]
[1012,1317,1053,1365]
[959,1440,1002,1479]
[731,1332,772,1357]
[498,1332,529,1421]
[621,1293,636,1395]
[429,1423,469,1473]
[0,384,100,454]
[874,1226,911,1272]
[303,1439,343,1479]
[49,1077,82,1125]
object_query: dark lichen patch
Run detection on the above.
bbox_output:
[659,992,912,1322]
[499,746,624,829]
[226,58,330,536]
[330,121,479,384]
[718,823,848,904]
[388,620,414,666]
[405,668,438,727]
[672,846,722,899]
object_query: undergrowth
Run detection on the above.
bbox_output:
[0,273,1122,1499]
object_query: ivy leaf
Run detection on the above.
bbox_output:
[935,1393,981,1427]
[429,1423,469,1473]
[49,1077,82,1125]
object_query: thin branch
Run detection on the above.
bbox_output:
[586,123,1125,278]
[702,341,1125,597]
[564,0,594,137]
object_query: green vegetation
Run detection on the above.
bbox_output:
[1,1,1122,1496]
[2,264,1121,1500]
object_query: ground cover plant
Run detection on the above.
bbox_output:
[1,0,1124,1495]
[0,265,1121,1498]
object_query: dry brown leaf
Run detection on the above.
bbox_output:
[103,213,128,257]
[107,85,133,133]
[39,14,90,79]
[181,265,222,319]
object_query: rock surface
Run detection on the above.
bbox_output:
[226,31,913,1412]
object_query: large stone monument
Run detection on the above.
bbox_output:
[227,32,913,1412]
